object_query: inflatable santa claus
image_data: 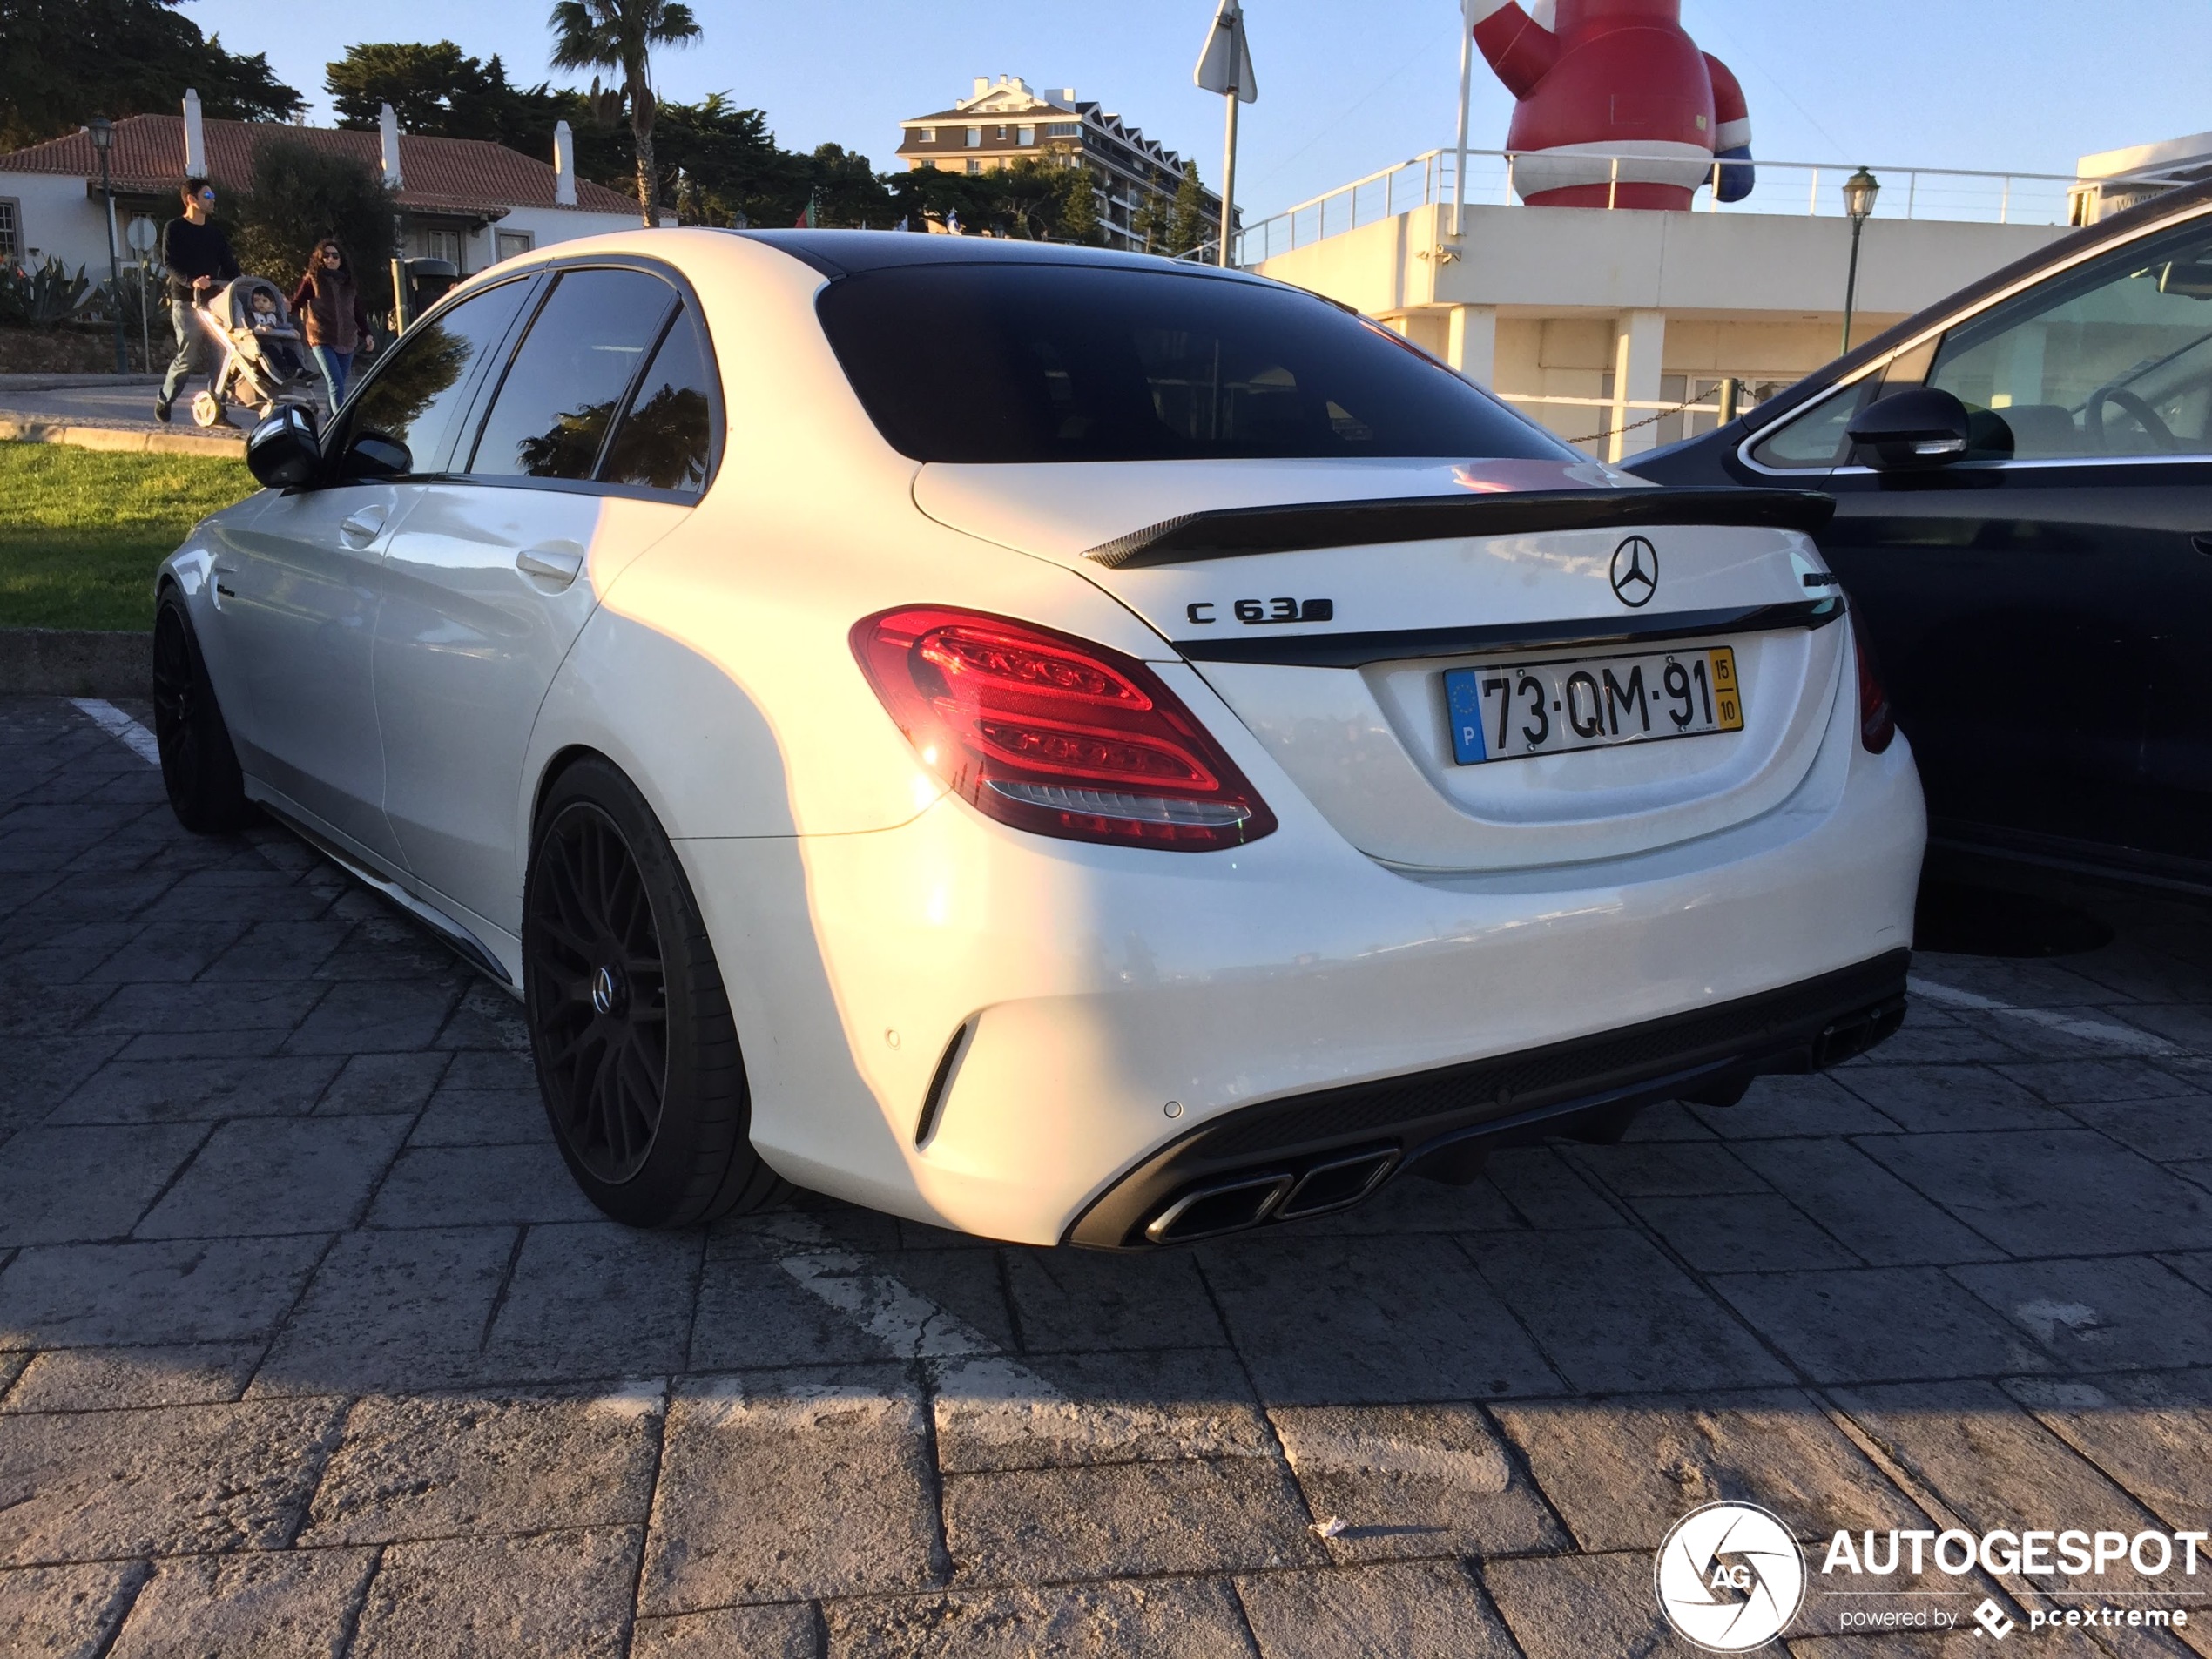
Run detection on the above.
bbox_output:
[1467,0,1754,209]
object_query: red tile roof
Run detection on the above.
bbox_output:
[0,113,639,219]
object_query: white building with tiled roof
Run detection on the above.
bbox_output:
[0,91,648,282]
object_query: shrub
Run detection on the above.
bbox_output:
[0,257,97,327]
[227,138,398,319]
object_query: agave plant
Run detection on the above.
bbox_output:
[0,257,98,328]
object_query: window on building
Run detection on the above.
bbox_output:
[917,127,936,144]
[495,231,533,264]
[966,127,982,147]
[1017,125,1035,146]
[1047,123,1080,138]
[965,159,982,176]
[0,199,19,264]
[468,267,678,481]
[995,125,1008,141]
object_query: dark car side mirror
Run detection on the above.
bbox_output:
[1847,388,1977,471]
[334,430,412,482]
[244,404,320,489]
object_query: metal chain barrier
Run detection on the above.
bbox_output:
[1568,385,1725,448]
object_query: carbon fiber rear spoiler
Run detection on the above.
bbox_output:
[1084,487,1836,570]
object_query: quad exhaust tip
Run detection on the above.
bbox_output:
[1141,1148,1399,1244]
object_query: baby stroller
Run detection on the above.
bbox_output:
[183,276,326,428]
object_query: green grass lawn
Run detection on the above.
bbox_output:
[0,442,259,631]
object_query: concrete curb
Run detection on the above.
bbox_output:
[0,629,152,698]
[0,412,246,458]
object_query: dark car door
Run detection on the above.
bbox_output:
[1734,214,2212,878]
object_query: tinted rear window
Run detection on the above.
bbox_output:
[816,264,1571,464]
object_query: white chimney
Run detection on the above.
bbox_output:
[379,103,402,189]
[182,89,206,179]
[553,120,577,206]
[972,77,990,99]
[1060,88,1076,105]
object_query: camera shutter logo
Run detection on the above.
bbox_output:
[1655,1501,1806,1651]
[1611,536,1659,607]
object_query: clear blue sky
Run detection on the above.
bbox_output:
[190,0,2212,216]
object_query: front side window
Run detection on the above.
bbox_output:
[1925,217,2212,461]
[817,264,1575,464]
[345,277,535,471]
[469,267,678,481]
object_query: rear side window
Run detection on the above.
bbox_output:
[599,307,716,493]
[816,264,1572,464]
[469,268,678,480]
[345,277,534,472]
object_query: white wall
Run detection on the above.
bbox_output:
[3,175,117,276]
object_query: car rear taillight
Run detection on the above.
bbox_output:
[1854,623,1896,754]
[852,606,1277,851]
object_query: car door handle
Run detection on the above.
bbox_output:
[515,543,586,586]
[211,562,237,598]
[339,507,386,546]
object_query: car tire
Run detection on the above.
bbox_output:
[152,589,256,833]
[523,755,789,1229]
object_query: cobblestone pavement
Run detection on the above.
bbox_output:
[4,693,2212,1658]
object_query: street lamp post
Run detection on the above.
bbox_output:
[89,117,127,375]
[1840,166,1880,354]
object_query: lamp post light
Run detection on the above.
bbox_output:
[1840,166,1879,354]
[89,117,127,376]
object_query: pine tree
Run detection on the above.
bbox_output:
[1130,187,1163,254]
[1058,164,1104,247]
[1166,161,1207,257]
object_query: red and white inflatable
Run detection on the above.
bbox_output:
[1467,0,1754,209]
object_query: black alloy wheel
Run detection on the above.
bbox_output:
[523,757,787,1227]
[152,589,253,833]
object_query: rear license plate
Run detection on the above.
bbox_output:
[1445,646,1744,765]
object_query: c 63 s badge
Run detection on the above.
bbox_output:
[1185,597,1335,625]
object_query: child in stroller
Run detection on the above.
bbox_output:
[181,276,324,428]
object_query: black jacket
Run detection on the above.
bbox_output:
[159,218,239,305]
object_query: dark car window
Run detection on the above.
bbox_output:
[343,277,535,472]
[597,306,716,494]
[1746,379,1881,471]
[1926,217,2212,461]
[468,268,678,481]
[816,264,1574,464]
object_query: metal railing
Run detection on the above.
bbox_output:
[1234,146,2094,266]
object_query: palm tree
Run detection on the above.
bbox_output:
[547,0,702,226]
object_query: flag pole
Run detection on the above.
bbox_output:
[1453,10,1474,239]
[1218,87,1239,267]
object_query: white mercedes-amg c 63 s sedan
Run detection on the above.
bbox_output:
[152,230,1925,1247]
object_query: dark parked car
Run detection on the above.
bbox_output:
[1633,179,2212,894]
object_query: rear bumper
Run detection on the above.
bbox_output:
[1064,948,1908,1248]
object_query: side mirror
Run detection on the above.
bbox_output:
[244,404,320,489]
[1848,387,1980,471]
[334,429,412,482]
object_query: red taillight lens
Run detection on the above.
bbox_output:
[852,606,1278,851]
[1854,623,1896,754]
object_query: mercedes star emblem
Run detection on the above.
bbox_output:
[1611,536,1658,608]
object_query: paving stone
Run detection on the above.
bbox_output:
[0,1399,342,1564]
[933,1349,1271,1474]
[78,980,324,1035]
[1835,1066,2076,1133]
[1198,1233,1561,1404]
[285,978,462,1055]
[0,982,112,1037]
[0,1035,124,1135]
[302,1386,664,1544]
[46,1055,343,1125]
[1236,1560,1521,1659]
[1493,1388,1925,1552]
[136,1116,413,1239]
[106,1548,374,1659]
[350,1527,641,1659]
[1482,1146,1626,1229]
[1912,960,2131,1011]
[365,1143,602,1230]
[3,1344,260,1412]
[195,919,351,983]
[1713,1266,2054,1384]
[114,1030,293,1062]
[2064,1097,2212,1163]
[435,982,531,1052]
[318,1051,452,1116]
[1270,1402,1564,1560]
[1692,1074,1904,1139]
[408,1089,544,1146]
[1855,1130,2212,1257]
[2167,1253,2212,1296]
[824,1580,1254,1658]
[1994,1060,2204,1106]
[0,1123,209,1245]
[139,883,334,924]
[1851,1022,2031,1066]
[690,1251,907,1372]
[0,1351,26,1398]
[2112,1004,2212,1051]
[1474,1228,1792,1393]
[944,1453,1324,1585]
[81,921,246,984]
[1731,1138,2007,1266]
[0,1561,150,1659]
[1292,1168,1524,1235]
[478,1221,699,1382]
[817,1247,1017,1355]
[639,1369,938,1612]
[1631,1193,1863,1273]
[2005,1370,2212,1534]
[249,1226,513,1397]
[632,1605,819,1659]
[1567,1140,1770,1198]
[1001,1247,1227,1352]
[0,1237,329,1348]
[1949,1257,2212,1372]
[1482,1549,1703,1659]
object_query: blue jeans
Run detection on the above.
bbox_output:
[159,300,215,407]
[311,346,354,410]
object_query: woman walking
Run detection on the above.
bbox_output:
[289,239,376,411]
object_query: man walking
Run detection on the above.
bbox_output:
[155,179,239,423]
